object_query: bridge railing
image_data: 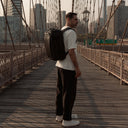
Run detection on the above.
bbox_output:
[0,46,46,88]
[78,45,128,85]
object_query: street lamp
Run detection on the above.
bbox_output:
[83,7,90,34]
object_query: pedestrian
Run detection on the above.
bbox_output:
[55,12,81,127]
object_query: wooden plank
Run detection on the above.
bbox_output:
[0,55,128,128]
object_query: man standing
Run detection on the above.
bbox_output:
[56,12,81,127]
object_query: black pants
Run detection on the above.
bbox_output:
[56,68,77,120]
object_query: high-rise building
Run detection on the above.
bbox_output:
[103,0,107,23]
[30,4,47,40]
[0,16,24,42]
[4,0,22,16]
[61,11,66,27]
[56,11,66,28]
[107,0,128,39]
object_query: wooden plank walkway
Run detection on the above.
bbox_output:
[0,55,128,127]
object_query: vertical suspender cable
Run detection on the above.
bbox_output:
[22,0,31,48]
[29,0,33,44]
[46,0,48,30]
[4,0,8,48]
[72,0,74,12]
[97,0,104,33]
[39,0,44,43]
[58,0,62,29]
[19,0,23,46]
[32,0,39,43]
[29,0,31,30]
[89,0,92,33]
[87,0,89,10]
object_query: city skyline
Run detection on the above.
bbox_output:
[0,0,128,24]
[23,0,128,24]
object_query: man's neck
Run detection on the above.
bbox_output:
[65,23,72,28]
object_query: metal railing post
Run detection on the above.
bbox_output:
[108,52,110,74]
[120,53,124,85]
[10,52,13,79]
[31,50,33,69]
[23,51,25,73]
[36,48,38,66]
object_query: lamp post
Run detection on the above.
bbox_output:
[83,7,90,47]
[83,7,90,34]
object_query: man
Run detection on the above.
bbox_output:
[56,12,81,127]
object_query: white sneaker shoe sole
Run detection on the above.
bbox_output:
[62,120,80,127]
[56,114,78,122]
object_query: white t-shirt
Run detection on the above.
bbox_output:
[56,26,77,71]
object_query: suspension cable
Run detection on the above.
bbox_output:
[4,0,8,48]
[31,0,40,44]
[39,0,44,43]
[58,0,62,29]
[10,0,34,37]
[72,0,74,12]
[22,0,32,48]
[97,0,104,33]
[93,0,123,45]
[87,0,88,9]
[106,0,116,50]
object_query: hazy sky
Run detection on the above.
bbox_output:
[0,0,128,24]
[22,0,73,24]
[22,0,128,24]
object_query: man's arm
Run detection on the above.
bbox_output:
[69,49,81,78]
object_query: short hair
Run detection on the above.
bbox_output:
[66,12,77,19]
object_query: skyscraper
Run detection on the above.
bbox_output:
[103,0,107,23]
[56,11,66,28]
[30,4,46,40]
[3,0,23,42]
[107,0,128,39]
[4,0,22,16]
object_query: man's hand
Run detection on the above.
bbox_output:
[75,67,81,78]
[69,49,81,78]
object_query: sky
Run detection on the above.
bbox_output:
[22,0,128,24]
[0,0,128,24]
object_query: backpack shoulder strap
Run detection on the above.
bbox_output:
[61,27,75,33]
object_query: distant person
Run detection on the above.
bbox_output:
[55,12,81,127]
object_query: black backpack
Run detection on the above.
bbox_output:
[44,27,72,61]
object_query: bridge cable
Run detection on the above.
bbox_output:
[19,0,23,46]
[10,0,35,44]
[29,0,32,44]
[91,0,96,47]
[39,0,45,43]
[72,0,75,12]
[21,0,31,48]
[31,0,40,45]
[4,0,8,48]
[58,0,62,29]
[92,0,123,45]
[97,0,104,34]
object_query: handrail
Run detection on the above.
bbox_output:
[78,45,128,85]
[0,46,46,88]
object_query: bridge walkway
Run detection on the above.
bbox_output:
[0,55,128,128]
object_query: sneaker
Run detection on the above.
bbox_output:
[56,115,63,122]
[62,120,80,127]
[56,114,78,122]
[72,114,78,119]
